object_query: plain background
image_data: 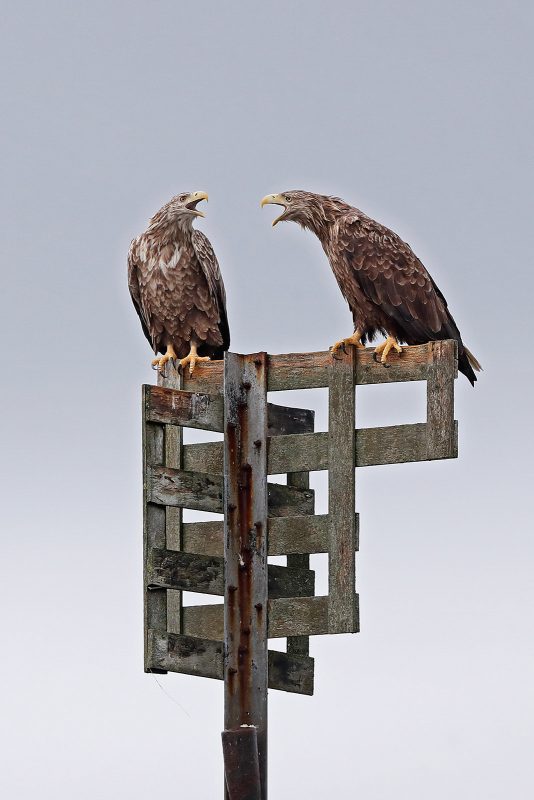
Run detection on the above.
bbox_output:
[1,2,533,798]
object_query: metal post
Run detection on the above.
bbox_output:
[222,352,268,800]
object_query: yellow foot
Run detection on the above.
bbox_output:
[374,336,403,365]
[178,351,211,376]
[331,330,366,357]
[152,345,177,373]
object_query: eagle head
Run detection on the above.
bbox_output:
[149,191,209,231]
[260,190,345,233]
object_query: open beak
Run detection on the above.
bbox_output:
[260,193,287,226]
[185,191,208,217]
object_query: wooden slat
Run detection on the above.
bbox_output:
[266,342,438,392]
[146,384,224,431]
[147,630,314,695]
[175,349,431,407]
[147,465,223,513]
[427,340,457,459]
[287,470,313,658]
[142,405,167,672]
[147,465,314,516]
[158,368,183,635]
[147,548,314,598]
[182,595,346,639]
[267,403,314,436]
[147,387,313,437]
[183,420,458,476]
[181,514,360,557]
[328,347,358,633]
[267,482,314,517]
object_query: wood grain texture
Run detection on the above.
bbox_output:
[148,547,314,598]
[147,630,314,695]
[287,469,313,657]
[427,339,457,459]
[180,514,359,557]
[147,465,223,513]
[158,369,184,634]
[328,348,358,633]
[182,595,348,639]
[266,342,436,391]
[143,412,167,672]
[146,384,224,431]
[147,464,314,517]
[183,420,458,476]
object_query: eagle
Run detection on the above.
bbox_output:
[128,191,230,374]
[261,190,481,385]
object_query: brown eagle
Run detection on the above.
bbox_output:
[261,190,481,385]
[128,191,230,374]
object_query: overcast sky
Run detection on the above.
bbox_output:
[1,2,533,798]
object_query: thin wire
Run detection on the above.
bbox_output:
[152,675,192,719]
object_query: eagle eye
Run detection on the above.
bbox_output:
[284,195,292,202]
[179,194,188,202]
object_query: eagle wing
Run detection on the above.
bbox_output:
[339,213,461,343]
[192,229,230,352]
[127,238,155,350]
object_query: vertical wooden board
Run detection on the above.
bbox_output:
[223,352,269,800]
[158,365,183,635]
[143,389,167,673]
[287,470,313,658]
[327,349,358,633]
[427,340,457,460]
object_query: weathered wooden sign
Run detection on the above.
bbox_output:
[142,340,458,799]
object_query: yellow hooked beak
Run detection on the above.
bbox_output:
[260,193,287,226]
[186,191,208,217]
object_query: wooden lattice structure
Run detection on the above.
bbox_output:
[142,340,458,799]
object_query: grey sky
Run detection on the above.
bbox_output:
[1,2,532,798]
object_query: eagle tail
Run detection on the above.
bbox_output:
[458,345,482,387]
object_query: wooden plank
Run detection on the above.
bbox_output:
[148,548,314,598]
[287,469,313,658]
[147,630,314,695]
[267,403,314,436]
[142,399,167,673]
[147,465,223,513]
[181,513,359,557]
[148,548,224,595]
[223,352,269,800]
[183,520,224,557]
[266,342,437,392]
[183,595,339,639]
[267,482,314,517]
[147,465,314,516]
[328,347,358,633]
[180,359,224,394]
[158,368,183,635]
[183,420,458,476]
[427,340,457,459]
[146,384,224,431]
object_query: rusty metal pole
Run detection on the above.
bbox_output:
[222,352,268,800]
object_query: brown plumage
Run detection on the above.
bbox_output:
[128,192,230,373]
[261,190,480,385]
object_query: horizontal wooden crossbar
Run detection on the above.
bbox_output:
[147,548,315,597]
[180,594,359,640]
[147,466,314,515]
[147,630,314,695]
[179,514,359,558]
[180,421,458,475]
[145,384,314,435]
[175,342,452,394]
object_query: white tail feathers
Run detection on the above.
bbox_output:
[464,347,482,373]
